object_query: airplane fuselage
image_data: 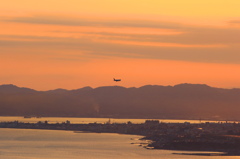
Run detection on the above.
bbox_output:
[113,78,121,82]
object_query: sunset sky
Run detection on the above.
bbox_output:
[1,0,240,90]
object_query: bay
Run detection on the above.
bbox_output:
[0,128,236,159]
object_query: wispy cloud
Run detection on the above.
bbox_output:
[6,14,240,44]
[0,34,239,64]
[229,20,240,24]
[1,15,240,64]
[5,15,183,29]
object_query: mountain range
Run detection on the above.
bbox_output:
[0,83,240,120]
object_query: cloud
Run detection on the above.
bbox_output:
[0,34,240,64]
[6,15,240,45]
[50,27,240,47]
[229,20,240,24]
[5,15,184,29]
[2,15,240,64]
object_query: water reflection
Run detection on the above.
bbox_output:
[0,128,233,159]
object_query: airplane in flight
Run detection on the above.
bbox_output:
[113,78,121,82]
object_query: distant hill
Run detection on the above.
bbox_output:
[0,84,240,120]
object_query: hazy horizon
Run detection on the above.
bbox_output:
[1,1,240,90]
[0,82,238,91]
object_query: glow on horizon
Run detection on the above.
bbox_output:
[1,1,240,90]
[1,57,240,90]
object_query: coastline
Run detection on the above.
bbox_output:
[1,121,240,156]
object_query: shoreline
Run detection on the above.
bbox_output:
[1,121,240,156]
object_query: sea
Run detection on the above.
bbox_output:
[0,116,237,159]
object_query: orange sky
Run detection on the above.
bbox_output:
[1,0,240,90]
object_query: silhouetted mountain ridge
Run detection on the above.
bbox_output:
[0,84,36,94]
[0,83,240,120]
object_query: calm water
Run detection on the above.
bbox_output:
[0,128,236,159]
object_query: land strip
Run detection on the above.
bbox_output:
[1,120,240,156]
